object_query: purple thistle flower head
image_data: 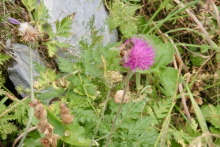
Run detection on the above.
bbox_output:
[123,37,155,71]
[8,18,20,25]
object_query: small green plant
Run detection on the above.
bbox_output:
[1,0,220,146]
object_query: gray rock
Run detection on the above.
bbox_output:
[43,0,118,56]
[8,44,44,97]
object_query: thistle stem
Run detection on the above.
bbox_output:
[18,44,34,147]
[105,70,133,147]
[89,88,112,147]
[136,72,141,94]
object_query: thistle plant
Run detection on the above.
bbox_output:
[15,20,40,147]
[105,37,155,146]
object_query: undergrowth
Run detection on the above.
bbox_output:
[0,0,220,147]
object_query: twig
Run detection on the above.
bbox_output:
[12,126,37,147]
[0,89,27,109]
[174,53,192,122]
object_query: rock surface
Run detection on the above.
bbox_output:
[8,44,44,97]
[8,0,118,97]
[44,0,118,57]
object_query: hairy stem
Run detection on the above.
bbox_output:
[89,88,112,147]
[18,45,35,147]
[105,71,133,147]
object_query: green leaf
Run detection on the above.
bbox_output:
[24,138,42,147]
[34,1,49,24]
[55,42,71,48]
[143,35,174,69]
[55,16,72,38]
[0,53,10,65]
[21,0,37,12]
[201,105,220,129]
[153,43,174,68]
[120,21,138,38]
[169,128,194,147]
[184,82,214,146]
[46,109,92,146]
[148,98,172,124]
[57,56,76,73]
[34,68,56,89]
[108,16,118,31]
[160,67,178,96]
[108,0,139,36]
[46,42,57,57]
[190,54,204,66]
[64,123,92,146]
[45,41,71,57]
[37,87,65,101]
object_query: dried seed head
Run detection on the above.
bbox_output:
[59,102,70,114]
[114,90,130,103]
[32,100,59,147]
[29,99,40,107]
[38,120,49,133]
[51,135,58,147]
[41,138,50,147]
[34,103,47,120]
[61,114,74,125]
[106,71,123,86]
[19,22,40,42]
[59,102,74,125]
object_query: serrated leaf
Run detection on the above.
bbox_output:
[0,53,10,65]
[148,98,172,124]
[34,69,56,89]
[201,105,220,129]
[75,109,97,123]
[108,0,139,35]
[56,16,72,38]
[34,1,49,24]
[160,67,178,96]
[21,0,37,12]
[169,128,193,147]
[57,56,76,73]
[46,42,57,57]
